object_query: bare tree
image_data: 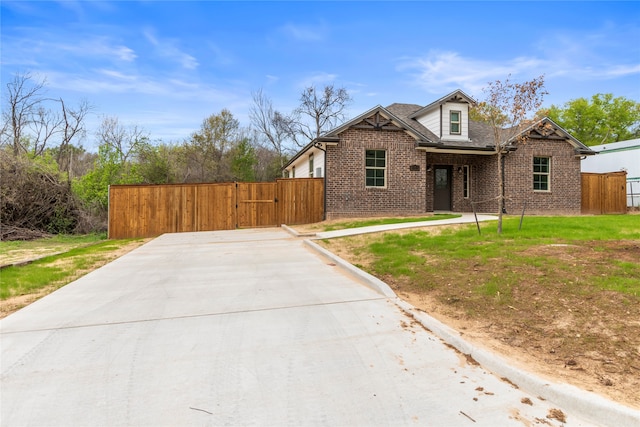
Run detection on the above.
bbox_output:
[473,75,547,233]
[29,105,63,157]
[1,72,47,156]
[57,98,92,179]
[285,84,352,147]
[249,89,292,168]
[96,116,148,164]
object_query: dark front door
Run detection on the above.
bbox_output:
[434,166,452,211]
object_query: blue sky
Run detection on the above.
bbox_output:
[2,1,639,150]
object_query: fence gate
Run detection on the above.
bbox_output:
[236,182,277,228]
[581,171,627,214]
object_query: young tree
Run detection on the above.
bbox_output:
[544,94,640,146]
[473,75,547,233]
[229,137,257,182]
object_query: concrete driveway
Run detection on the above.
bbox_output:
[0,228,611,426]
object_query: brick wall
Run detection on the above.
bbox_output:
[326,128,427,218]
[325,128,582,218]
[504,139,582,214]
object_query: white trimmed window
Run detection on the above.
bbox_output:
[292,165,296,178]
[309,154,314,177]
[450,110,461,135]
[533,157,550,191]
[365,150,386,187]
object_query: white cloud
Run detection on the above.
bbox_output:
[279,22,327,42]
[50,36,137,62]
[142,27,199,70]
[599,64,640,78]
[398,46,640,97]
[265,75,279,85]
[397,50,550,95]
[297,72,338,89]
[2,32,137,66]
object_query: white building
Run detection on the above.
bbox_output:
[284,143,327,178]
[581,138,640,207]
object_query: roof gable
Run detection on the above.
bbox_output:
[409,89,476,119]
[509,117,595,155]
[325,105,431,142]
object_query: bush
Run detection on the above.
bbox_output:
[0,150,82,240]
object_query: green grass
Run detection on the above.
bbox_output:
[359,215,640,296]
[0,233,108,265]
[0,233,107,254]
[1,238,142,300]
[322,214,462,231]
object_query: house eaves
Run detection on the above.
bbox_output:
[416,141,496,155]
[282,136,339,170]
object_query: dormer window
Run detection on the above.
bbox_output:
[450,110,461,135]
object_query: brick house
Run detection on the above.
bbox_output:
[283,90,595,219]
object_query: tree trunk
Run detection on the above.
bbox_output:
[497,150,503,234]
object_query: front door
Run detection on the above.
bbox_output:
[434,166,452,211]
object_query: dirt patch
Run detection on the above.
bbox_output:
[0,239,149,319]
[320,235,640,410]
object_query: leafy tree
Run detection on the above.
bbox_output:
[73,117,149,216]
[184,109,240,182]
[253,145,284,181]
[473,75,548,234]
[544,94,640,145]
[230,137,257,182]
[135,142,177,184]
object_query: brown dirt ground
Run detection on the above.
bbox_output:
[0,239,149,319]
[315,226,640,410]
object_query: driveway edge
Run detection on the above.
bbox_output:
[303,238,640,427]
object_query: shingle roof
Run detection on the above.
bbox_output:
[386,103,495,150]
[385,103,439,142]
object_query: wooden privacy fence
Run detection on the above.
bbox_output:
[108,178,324,239]
[581,171,627,214]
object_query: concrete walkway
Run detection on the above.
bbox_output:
[312,213,497,239]
[1,224,635,426]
